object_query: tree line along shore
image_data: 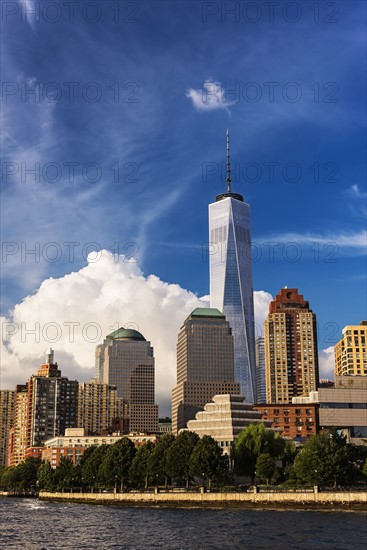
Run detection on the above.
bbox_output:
[1,424,367,495]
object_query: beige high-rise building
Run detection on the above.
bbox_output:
[265,288,319,404]
[7,385,28,467]
[172,308,240,434]
[77,379,122,435]
[97,328,158,433]
[0,390,15,466]
[334,321,367,377]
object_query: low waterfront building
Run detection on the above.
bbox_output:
[42,428,157,467]
[253,403,319,441]
[186,394,272,454]
[25,447,43,460]
[292,376,367,445]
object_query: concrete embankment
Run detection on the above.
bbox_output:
[39,490,367,510]
[0,491,36,498]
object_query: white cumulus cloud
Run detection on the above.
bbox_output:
[318,346,335,380]
[1,251,208,414]
[1,251,272,415]
[186,80,236,112]
[254,290,273,337]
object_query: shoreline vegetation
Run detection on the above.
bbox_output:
[1,489,366,511]
[2,428,366,506]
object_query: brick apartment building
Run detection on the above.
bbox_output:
[253,403,319,440]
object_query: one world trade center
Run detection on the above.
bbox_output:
[209,130,256,402]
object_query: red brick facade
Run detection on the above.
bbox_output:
[254,403,319,440]
[42,446,85,468]
[25,447,43,460]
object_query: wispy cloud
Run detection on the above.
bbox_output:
[345,184,367,220]
[348,184,366,199]
[1,59,186,305]
[19,0,36,29]
[260,230,367,250]
[153,241,203,250]
[186,80,235,113]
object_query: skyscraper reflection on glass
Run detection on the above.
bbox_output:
[209,130,256,402]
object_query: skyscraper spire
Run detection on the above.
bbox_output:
[215,130,243,203]
[210,130,256,402]
[226,128,231,193]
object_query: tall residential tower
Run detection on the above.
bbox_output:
[264,288,319,404]
[209,131,256,402]
[7,385,28,467]
[77,379,122,435]
[0,390,14,466]
[334,321,367,377]
[26,349,79,448]
[7,350,78,466]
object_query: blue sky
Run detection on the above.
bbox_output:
[1,0,366,378]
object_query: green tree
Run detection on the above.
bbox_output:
[16,458,41,490]
[189,435,229,490]
[0,466,7,485]
[275,439,297,484]
[233,423,286,483]
[255,453,276,485]
[81,445,109,488]
[99,438,136,490]
[350,445,367,484]
[166,431,199,488]
[147,433,175,488]
[38,461,55,491]
[363,458,367,480]
[129,441,154,488]
[74,445,95,485]
[282,439,297,467]
[293,429,357,487]
[0,467,17,491]
[53,456,75,491]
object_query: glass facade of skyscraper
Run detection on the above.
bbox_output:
[209,195,256,403]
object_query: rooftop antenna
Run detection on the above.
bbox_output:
[226,128,231,193]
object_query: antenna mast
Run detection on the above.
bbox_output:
[226,129,231,193]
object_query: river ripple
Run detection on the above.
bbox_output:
[0,498,366,549]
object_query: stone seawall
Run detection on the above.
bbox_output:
[39,490,367,510]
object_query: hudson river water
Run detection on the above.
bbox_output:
[1,498,366,549]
